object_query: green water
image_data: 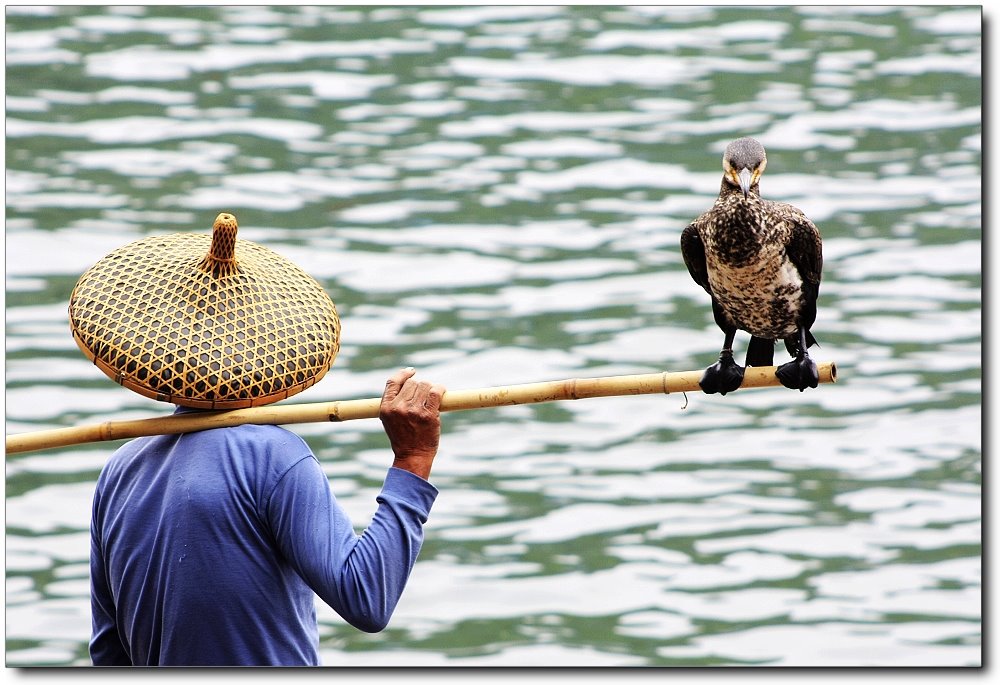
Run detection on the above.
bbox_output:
[5,5,981,666]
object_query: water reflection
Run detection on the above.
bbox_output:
[5,4,980,667]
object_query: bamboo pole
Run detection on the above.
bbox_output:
[6,362,836,455]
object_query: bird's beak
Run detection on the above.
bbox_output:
[738,168,753,198]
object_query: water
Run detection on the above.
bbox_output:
[4,5,981,667]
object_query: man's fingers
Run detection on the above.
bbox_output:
[382,367,416,403]
[398,377,422,403]
[424,384,446,411]
[404,380,447,411]
[382,368,445,418]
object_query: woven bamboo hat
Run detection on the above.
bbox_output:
[68,213,341,409]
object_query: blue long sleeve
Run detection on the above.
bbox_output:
[267,463,437,633]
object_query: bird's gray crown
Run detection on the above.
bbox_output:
[723,137,767,171]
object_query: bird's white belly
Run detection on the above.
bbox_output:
[708,253,804,339]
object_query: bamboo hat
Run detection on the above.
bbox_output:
[68,213,341,409]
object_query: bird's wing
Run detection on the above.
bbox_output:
[783,209,823,287]
[781,204,823,335]
[680,221,712,294]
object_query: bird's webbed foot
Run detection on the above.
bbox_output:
[776,354,819,392]
[699,349,745,395]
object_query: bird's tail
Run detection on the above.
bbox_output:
[746,336,775,367]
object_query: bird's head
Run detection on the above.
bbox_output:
[722,137,767,199]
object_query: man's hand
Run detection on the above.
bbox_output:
[379,368,446,480]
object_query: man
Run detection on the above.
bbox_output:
[90,367,445,665]
[71,213,445,665]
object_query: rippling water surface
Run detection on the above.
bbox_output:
[5,5,981,667]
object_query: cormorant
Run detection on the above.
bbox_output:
[680,137,823,395]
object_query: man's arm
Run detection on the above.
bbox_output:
[267,368,445,632]
[90,498,132,665]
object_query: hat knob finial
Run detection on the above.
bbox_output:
[200,212,239,274]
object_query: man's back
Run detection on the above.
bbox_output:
[90,417,437,665]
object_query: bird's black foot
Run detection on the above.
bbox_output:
[700,350,745,395]
[776,354,819,392]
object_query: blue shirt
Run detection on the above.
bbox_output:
[89,416,438,666]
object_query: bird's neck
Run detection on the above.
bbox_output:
[711,191,771,266]
[719,190,765,233]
